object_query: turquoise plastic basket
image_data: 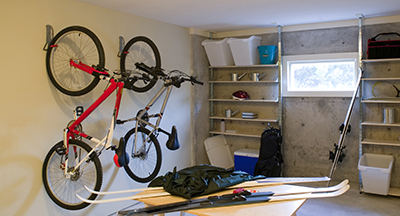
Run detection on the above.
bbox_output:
[258,45,277,64]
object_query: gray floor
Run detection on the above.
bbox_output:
[296,183,400,216]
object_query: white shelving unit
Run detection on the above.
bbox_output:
[360,58,400,196]
[208,28,282,139]
[208,63,281,138]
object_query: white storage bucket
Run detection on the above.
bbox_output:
[202,38,234,67]
[228,36,262,66]
[358,153,394,195]
[204,135,234,169]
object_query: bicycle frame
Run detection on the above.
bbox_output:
[120,82,174,150]
[63,60,124,177]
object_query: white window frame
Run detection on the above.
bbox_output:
[282,52,359,97]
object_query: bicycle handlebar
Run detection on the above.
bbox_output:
[135,62,166,77]
[134,62,203,88]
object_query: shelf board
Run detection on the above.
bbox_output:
[362,58,400,63]
[362,122,400,127]
[362,77,400,81]
[210,116,278,123]
[209,79,279,84]
[361,139,400,146]
[209,130,261,138]
[209,63,279,69]
[388,187,400,196]
[361,98,400,103]
[209,98,279,103]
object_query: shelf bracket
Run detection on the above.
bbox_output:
[355,13,364,20]
[43,24,54,51]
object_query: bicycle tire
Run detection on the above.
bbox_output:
[46,26,105,96]
[42,139,103,210]
[123,127,162,183]
[120,36,161,92]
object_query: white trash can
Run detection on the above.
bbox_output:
[358,153,394,195]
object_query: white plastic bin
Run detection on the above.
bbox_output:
[201,38,234,67]
[204,135,234,169]
[234,149,259,175]
[228,36,262,66]
[358,153,394,195]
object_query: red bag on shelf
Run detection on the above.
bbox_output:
[367,32,400,59]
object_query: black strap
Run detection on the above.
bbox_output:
[370,32,400,41]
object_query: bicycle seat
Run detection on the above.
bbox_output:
[166,126,180,150]
[113,138,129,167]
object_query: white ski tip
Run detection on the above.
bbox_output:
[83,185,164,195]
[76,194,96,203]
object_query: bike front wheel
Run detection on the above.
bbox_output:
[46,26,105,96]
[120,36,161,93]
[124,127,162,183]
[42,139,103,210]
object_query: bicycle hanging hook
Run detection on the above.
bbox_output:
[117,36,125,57]
[43,24,54,51]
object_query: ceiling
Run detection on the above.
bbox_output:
[78,0,400,32]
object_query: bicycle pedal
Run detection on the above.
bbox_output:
[109,145,117,151]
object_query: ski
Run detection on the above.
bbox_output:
[117,180,349,216]
[83,185,164,195]
[328,67,363,186]
[78,176,331,204]
[256,176,330,183]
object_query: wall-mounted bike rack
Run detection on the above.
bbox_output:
[43,24,54,51]
[117,36,125,57]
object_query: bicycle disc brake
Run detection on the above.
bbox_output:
[67,120,84,140]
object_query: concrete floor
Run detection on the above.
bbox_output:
[296,183,400,216]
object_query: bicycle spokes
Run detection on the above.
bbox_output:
[123,127,161,183]
[42,140,102,210]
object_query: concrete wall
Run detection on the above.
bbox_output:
[191,34,210,165]
[281,26,360,184]
[193,22,400,187]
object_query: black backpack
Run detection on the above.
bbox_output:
[254,127,283,177]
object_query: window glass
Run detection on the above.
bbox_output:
[282,53,359,97]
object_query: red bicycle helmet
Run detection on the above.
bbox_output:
[232,90,250,100]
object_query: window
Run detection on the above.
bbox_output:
[282,53,359,97]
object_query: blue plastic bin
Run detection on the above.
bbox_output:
[258,45,277,64]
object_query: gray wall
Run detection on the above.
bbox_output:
[281,26,360,184]
[192,22,400,187]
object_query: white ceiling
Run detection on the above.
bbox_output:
[78,0,400,32]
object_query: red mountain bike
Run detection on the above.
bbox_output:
[42,26,202,210]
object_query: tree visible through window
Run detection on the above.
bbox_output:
[283,53,358,97]
[290,60,355,91]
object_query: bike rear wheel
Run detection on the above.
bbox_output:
[46,26,105,96]
[120,36,161,92]
[42,139,103,210]
[123,127,162,183]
